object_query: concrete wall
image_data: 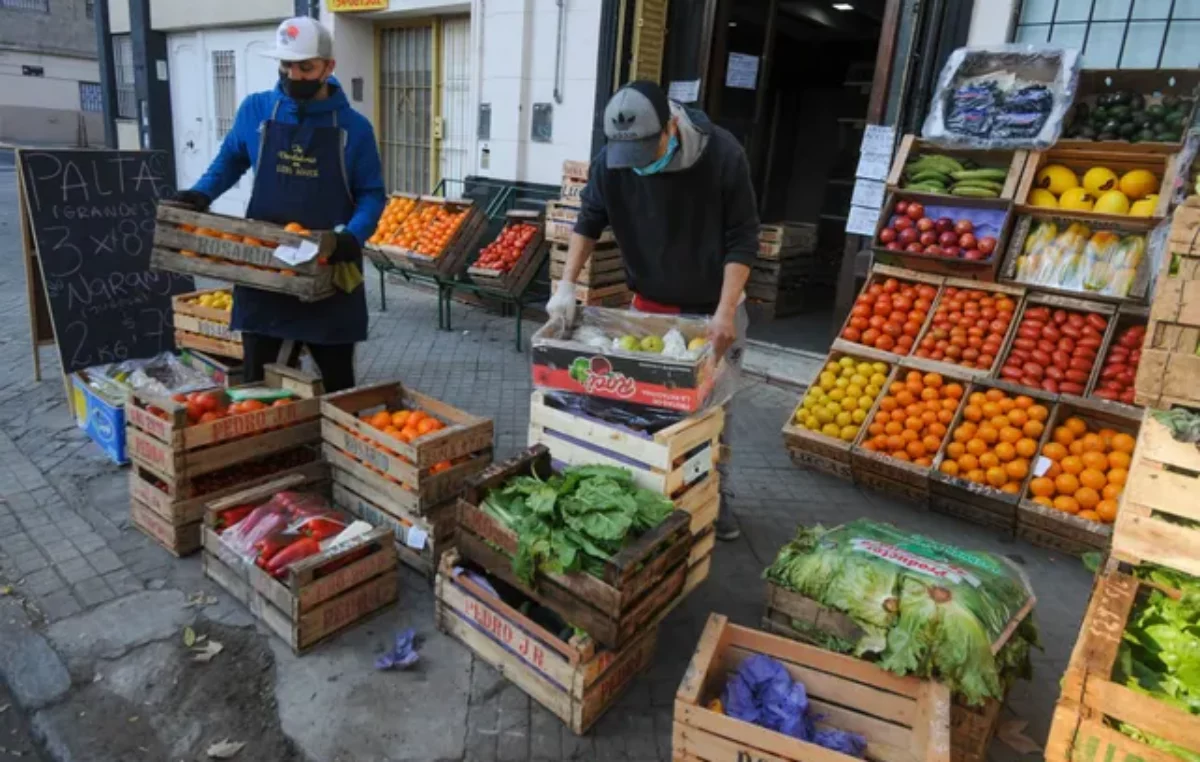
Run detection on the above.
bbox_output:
[967,0,1016,45]
[0,106,103,146]
[109,0,294,33]
[0,0,96,59]
[0,49,101,146]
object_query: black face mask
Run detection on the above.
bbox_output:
[280,73,324,101]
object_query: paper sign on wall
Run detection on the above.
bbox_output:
[725,53,759,89]
[845,206,879,237]
[854,124,896,182]
[851,178,885,210]
[668,80,701,103]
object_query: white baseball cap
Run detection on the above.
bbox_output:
[263,17,334,61]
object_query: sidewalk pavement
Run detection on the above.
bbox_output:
[0,171,1090,761]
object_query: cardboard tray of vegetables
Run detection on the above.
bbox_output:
[455,445,692,649]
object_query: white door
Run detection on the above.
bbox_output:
[168,26,278,217]
[439,16,472,191]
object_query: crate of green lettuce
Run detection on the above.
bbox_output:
[761,519,1039,762]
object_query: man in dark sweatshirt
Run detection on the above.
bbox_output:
[551,80,760,540]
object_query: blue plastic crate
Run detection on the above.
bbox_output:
[71,373,128,465]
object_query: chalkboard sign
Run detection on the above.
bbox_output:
[17,149,195,374]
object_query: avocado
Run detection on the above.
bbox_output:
[1098,131,1118,141]
[1102,119,1122,134]
[1129,110,1146,125]
[1118,122,1137,137]
[1113,90,1133,105]
[1159,128,1182,142]
[1163,94,1179,110]
[1148,103,1167,118]
[1078,125,1097,139]
[1097,93,1115,107]
[1110,104,1132,121]
[1131,93,1146,110]
[1165,111,1185,128]
[1093,105,1109,121]
[1139,127,1157,141]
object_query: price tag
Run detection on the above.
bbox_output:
[851,178,886,210]
[845,206,879,236]
[1033,456,1052,477]
[273,239,320,266]
[683,445,714,486]
[405,526,429,550]
[855,151,892,181]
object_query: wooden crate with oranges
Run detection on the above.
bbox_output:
[363,192,420,271]
[1109,407,1200,577]
[386,197,487,277]
[1015,400,1138,556]
[319,381,494,517]
[850,367,970,505]
[152,205,336,301]
[928,381,1057,534]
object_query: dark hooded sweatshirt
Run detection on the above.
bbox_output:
[573,103,760,314]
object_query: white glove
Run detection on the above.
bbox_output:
[547,281,578,326]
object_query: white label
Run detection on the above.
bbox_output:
[272,239,320,266]
[156,60,168,81]
[683,444,714,486]
[851,178,886,210]
[405,526,428,551]
[845,205,879,236]
[860,124,895,153]
[725,53,759,89]
[1033,456,1052,477]
[668,79,701,103]
[855,151,892,181]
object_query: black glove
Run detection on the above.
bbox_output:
[330,230,362,264]
[168,189,211,212]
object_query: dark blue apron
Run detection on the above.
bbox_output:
[231,99,367,344]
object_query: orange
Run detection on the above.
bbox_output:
[1033,495,1054,508]
[994,442,1016,462]
[922,435,942,453]
[914,457,933,467]
[1111,433,1136,454]
[986,467,1008,487]
[885,421,904,436]
[941,398,959,411]
[1078,509,1101,522]
[920,387,940,402]
[886,435,906,452]
[417,418,441,435]
[868,423,885,437]
[1053,427,1075,446]
[397,429,417,443]
[408,410,427,425]
[891,410,908,423]
[999,426,1023,444]
[923,372,943,388]
[981,402,1001,420]
[906,371,922,384]
[879,397,898,412]
[1007,409,1029,427]
[1014,395,1035,409]
[958,453,980,472]
[1054,495,1080,514]
[938,409,955,425]
[383,425,401,437]
[1028,405,1050,422]
[1107,450,1131,470]
[901,429,919,443]
[1001,481,1022,495]
[985,388,1005,402]
[873,435,889,450]
[895,390,915,407]
[1102,483,1123,501]
[1098,428,1118,449]
[1005,459,1029,480]
[1096,499,1118,523]
[990,415,1012,430]
[966,438,988,457]
[1045,461,1063,479]
[968,392,987,406]
[977,425,999,444]
[940,460,960,477]
[1075,486,1101,510]
[1080,433,1105,453]
[963,405,983,423]
[944,383,964,399]
[370,411,393,429]
[1106,468,1128,487]
[1060,455,1084,475]
[1081,451,1109,472]
[1030,477,1055,497]
[999,398,1016,413]
[953,426,973,444]
[1023,420,1045,439]
[946,442,966,460]
[1055,473,1080,495]
[1042,442,1068,462]
[1064,417,1088,436]
[893,451,911,462]
[862,439,879,452]
[928,422,948,439]
[906,441,927,460]
[979,452,1000,470]
[1015,438,1038,459]
[967,469,987,485]
[1069,440,1085,456]
[391,410,411,428]
[905,417,924,432]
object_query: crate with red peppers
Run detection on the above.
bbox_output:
[201,470,398,654]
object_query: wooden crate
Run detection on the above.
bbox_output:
[562,159,590,181]
[549,278,633,307]
[456,446,691,648]
[758,222,818,257]
[1014,398,1138,556]
[319,381,493,515]
[544,202,615,246]
[1109,408,1200,577]
[674,614,952,762]
[830,264,944,365]
[1082,305,1146,418]
[549,243,625,288]
[174,330,243,360]
[1046,571,1200,762]
[561,176,586,206]
[201,473,399,654]
[886,134,1028,200]
[435,550,655,735]
[328,463,456,580]
[131,497,202,556]
[465,210,549,297]
[906,278,1026,381]
[928,380,1058,534]
[397,197,489,277]
[1015,148,1177,222]
[1055,68,1200,154]
[171,288,236,339]
[152,205,336,301]
[179,348,244,388]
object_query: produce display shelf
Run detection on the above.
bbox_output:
[1054,68,1200,154]
[871,189,1014,281]
[885,134,1029,201]
[1013,147,1177,222]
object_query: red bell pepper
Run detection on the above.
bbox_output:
[254,535,296,568]
[266,536,320,578]
[302,517,345,542]
[216,504,256,533]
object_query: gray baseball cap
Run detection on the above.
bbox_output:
[263,17,334,62]
[603,81,671,169]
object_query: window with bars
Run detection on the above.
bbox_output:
[85,0,93,18]
[79,82,103,113]
[1014,0,1200,69]
[114,35,136,119]
[212,50,237,140]
[0,0,50,10]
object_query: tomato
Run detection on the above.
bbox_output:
[906,203,925,220]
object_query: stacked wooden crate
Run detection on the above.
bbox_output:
[125,365,323,555]
[545,160,631,307]
[319,381,494,579]
[747,222,820,320]
[172,289,242,361]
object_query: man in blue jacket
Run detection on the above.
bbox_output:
[171,16,385,392]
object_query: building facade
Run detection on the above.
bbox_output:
[0,0,102,146]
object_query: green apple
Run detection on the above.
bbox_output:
[639,335,665,353]
[618,335,640,351]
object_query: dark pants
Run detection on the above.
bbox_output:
[242,333,357,393]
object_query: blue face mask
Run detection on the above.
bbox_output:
[633,134,679,176]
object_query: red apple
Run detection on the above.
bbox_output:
[905,242,924,253]
[938,231,959,247]
[935,217,954,233]
[916,217,935,232]
[954,219,974,235]
[924,245,942,256]
[885,241,903,251]
[943,245,961,258]
[962,249,985,260]
[959,233,978,250]
[894,216,913,231]
[919,231,938,246]
[898,227,919,245]
[879,228,897,244]
[896,200,909,215]
[978,236,997,255]
[906,203,925,221]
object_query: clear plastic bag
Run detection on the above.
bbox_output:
[1013,219,1150,298]
[219,491,350,578]
[922,45,1081,150]
[122,352,218,397]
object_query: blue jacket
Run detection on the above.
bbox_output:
[193,77,385,246]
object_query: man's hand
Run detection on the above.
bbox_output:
[708,306,737,361]
[546,281,578,325]
[330,231,362,264]
[166,189,211,212]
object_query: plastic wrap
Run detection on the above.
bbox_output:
[219,491,351,578]
[1013,219,1148,297]
[923,45,1081,150]
[540,390,686,435]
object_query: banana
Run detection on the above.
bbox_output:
[905,154,964,176]
[908,182,947,193]
[951,179,1004,193]
[909,170,952,185]
[950,186,1000,198]
[951,168,1009,182]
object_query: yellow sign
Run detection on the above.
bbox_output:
[327,0,388,11]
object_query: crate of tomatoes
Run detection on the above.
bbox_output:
[466,210,548,297]
[152,205,336,301]
[831,264,944,363]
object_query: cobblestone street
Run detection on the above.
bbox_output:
[0,166,1092,761]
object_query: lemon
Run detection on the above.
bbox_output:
[1094,190,1131,215]
[840,425,859,442]
[825,361,840,374]
[805,417,820,431]
[818,372,837,389]
[840,397,858,412]
[871,362,888,375]
[825,403,841,417]
[856,363,873,377]
[858,396,874,411]
[865,384,881,398]
[815,408,833,424]
[817,395,831,407]
[846,384,863,399]
[838,357,855,369]
[1083,167,1119,196]
[1059,187,1095,211]
[869,373,887,387]
[1129,197,1157,217]
[835,411,853,427]
[828,388,846,402]
[801,396,817,410]
[850,374,867,387]
[852,409,867,424]
[834,378,849,390]
[1036,164,1080,196]
[822,423,841,438]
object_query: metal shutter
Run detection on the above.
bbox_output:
[629,0,669,84]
